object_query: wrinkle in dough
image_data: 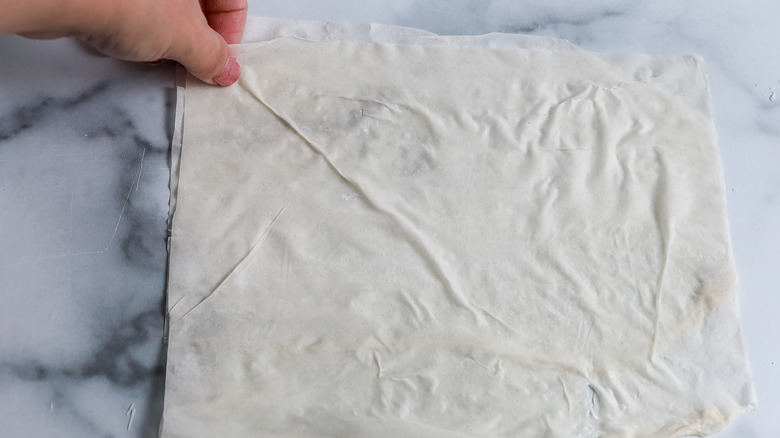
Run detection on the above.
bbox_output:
[171,202,289,322]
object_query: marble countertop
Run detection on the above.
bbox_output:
[1,1,777,436]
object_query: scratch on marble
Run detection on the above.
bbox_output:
[105,147,146,252]
[0,250,104,270]
[104,183,133,252]
[0,143,151,270]
[126,403,136,431]
[135,148,147,191]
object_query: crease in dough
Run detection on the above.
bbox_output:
[171,202,289,322]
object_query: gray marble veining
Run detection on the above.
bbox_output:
[1,1,778,436]
[1,37,172,436]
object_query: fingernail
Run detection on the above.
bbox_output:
[214,56,240,87]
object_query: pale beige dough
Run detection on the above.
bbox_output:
[163,21,755,438]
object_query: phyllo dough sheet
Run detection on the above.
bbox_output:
[163,23,755,438]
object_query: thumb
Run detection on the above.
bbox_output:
[168,23,240,87]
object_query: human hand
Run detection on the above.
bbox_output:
[2,0,247,86]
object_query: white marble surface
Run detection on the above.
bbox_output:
[0,1,777,437]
